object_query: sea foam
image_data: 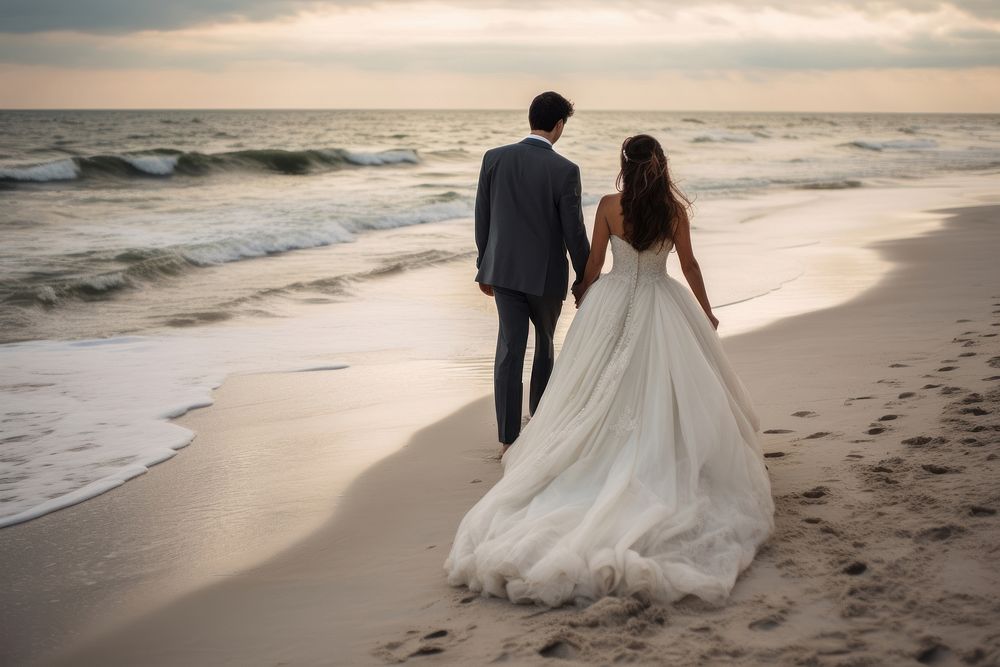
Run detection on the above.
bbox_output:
[0,158,79,182]
[0,331,349,529]
[121,153,181,175]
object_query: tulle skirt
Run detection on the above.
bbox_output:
[444,269,775,607]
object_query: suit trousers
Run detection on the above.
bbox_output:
[492,285,563,444]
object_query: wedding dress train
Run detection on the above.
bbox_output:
[444,234,775,607]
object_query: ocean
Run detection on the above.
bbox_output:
[2,109,999,527]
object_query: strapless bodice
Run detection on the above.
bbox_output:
[606,234,672,285]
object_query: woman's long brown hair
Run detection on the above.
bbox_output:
[615,134,691,252]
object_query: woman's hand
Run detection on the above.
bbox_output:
[573,276,596,308]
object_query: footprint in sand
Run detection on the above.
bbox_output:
[804,432,831,439]
[921,464,955,475]
[889,363,909,368]
[842,561,867,575]
[915,525,966,542]
[764,428,794,434]
[916,642,952,664]
[969,506,996,517]
[960,407,990,416]
[898,392,916,399]
[538,640,579,659]
[937,366,958,372]
[375,626,460,662]
[748,614,784,631]
[959,352,977,358]
[791,411,817,418]
[983,376,1000,381]
[940,386,962,395]
[764,451,786,458]
[981,333,997,338]
[802,486,829,499]
[867,426,887,435]
[988,356,1000,368]
[922,384,942,389]
[878,414,899,421]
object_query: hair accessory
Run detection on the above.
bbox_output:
[623,150,656,166]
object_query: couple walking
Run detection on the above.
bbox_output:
[444,92,775,608]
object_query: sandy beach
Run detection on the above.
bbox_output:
[3,199,1000,666]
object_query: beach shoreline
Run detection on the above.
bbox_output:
[3,199,995,666]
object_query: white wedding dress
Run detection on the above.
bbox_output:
[444,234,775,607]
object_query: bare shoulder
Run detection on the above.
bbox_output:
[598,193,624,219]
[598,192,622,210]
[598,193,625,236]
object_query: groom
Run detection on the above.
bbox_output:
[474,91,590,455]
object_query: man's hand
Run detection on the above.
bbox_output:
[479,282,494,297]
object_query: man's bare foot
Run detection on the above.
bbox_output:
[500,443,512,458]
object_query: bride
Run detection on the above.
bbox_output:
[444,134,775,607]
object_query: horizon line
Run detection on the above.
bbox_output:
[1,107,998,115]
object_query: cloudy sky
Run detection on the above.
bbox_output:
[1,0,998,110]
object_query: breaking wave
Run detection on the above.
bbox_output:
[794,179,864,190]
[843,139,937,152]
[0,147,422,183]
[692,132,758,144]
[1,198,474,308]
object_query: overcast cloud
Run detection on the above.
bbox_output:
[0,1,997,109]
[2,0,1000,33]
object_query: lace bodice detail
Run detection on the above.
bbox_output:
[606,234,672,286]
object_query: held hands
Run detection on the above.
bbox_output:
[571,280,587,308]
[478,282,494,297]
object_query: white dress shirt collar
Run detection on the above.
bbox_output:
[523,133,552,146]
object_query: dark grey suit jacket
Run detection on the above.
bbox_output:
[474,137,590,299]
